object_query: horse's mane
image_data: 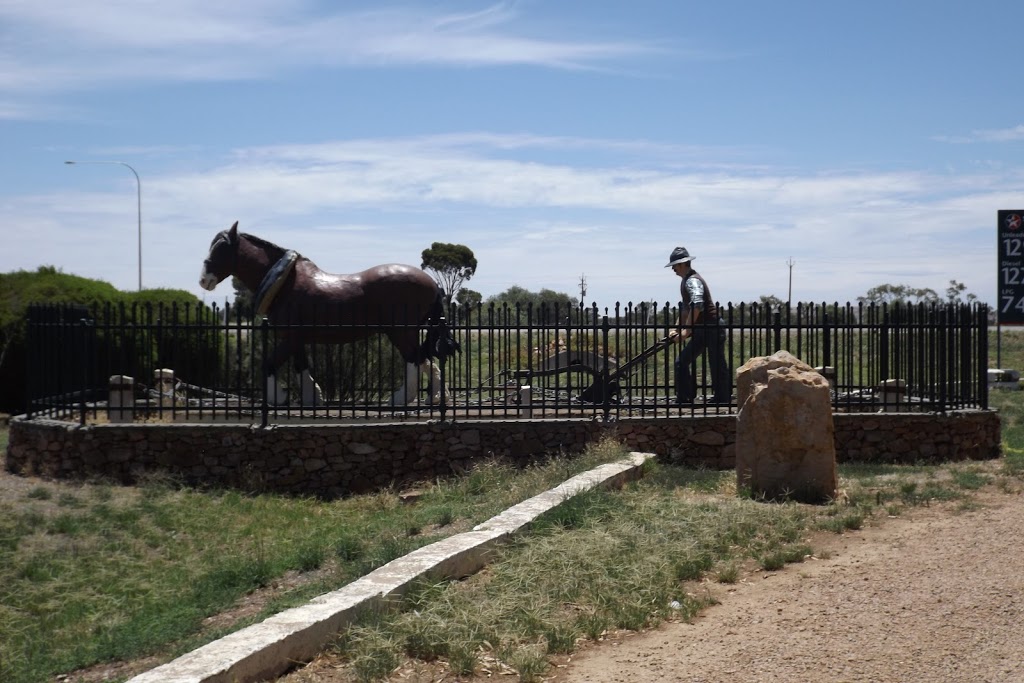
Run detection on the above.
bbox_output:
[240,232,303,261]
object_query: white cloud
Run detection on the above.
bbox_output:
[6,133,1008,306]
[933,124,1024,144]
[0,1,660,104]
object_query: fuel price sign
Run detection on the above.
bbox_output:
[999,210,1024,325]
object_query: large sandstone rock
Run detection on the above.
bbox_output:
[735,351,838,503]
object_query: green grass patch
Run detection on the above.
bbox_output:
[0,438,623,683]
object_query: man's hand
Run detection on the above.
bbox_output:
[669,328,690,344]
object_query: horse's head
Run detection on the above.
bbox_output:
[199,221,239,291]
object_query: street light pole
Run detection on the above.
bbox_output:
[65,160,143,291]
[787,257,795,304]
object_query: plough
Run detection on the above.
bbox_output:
[510,335,674,404]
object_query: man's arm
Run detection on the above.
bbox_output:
[671,275,706,343]
[670,305,702,342]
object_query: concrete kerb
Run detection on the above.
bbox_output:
[127,450,658,683]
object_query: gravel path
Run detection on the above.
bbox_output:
[550,490,1024,683]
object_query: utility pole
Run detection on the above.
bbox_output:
[787,258,795,304]
[578,274,588,323]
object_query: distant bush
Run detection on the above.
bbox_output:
[0,267,208,414]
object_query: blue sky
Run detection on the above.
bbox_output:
[2,0,1021,309]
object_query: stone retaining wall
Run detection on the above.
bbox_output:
[6,411,1001,498]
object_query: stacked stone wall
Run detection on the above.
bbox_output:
[6,411,1001,498]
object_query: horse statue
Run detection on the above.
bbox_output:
[199,221,459,406]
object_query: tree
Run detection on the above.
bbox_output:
[421,243,477,306]
[758,294,785,309]
[486,285,535,309]
[449,287,482,324]
[857,284,940,306]
[455,287,482,308]
[0,267,209,413]
[485,286,579,324]
[945,279,978,304]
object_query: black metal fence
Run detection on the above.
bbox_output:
[24,300,989,425]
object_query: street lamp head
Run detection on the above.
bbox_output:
[64,160,75,165]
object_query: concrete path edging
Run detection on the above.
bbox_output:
[127,451,657,683]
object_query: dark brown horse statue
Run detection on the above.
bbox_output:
[199,221,459,405]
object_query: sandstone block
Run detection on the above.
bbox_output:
[736,351,838,503]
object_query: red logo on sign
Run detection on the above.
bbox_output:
[1008,214,1023,231]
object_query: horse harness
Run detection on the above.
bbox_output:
[254,250,299,315]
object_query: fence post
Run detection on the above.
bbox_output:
[879,304,890,384]
[822,309,831,370]
[978,304,989,409]
[772,309,782,352]
[260,317,269,428]
[438,316,449,422]
[937,307,948,411]
[25,306,37,419]
[519,384,533,419]
[601,314,611,421]
[80,316,93,426]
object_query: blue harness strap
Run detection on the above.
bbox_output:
[254,250,298,315]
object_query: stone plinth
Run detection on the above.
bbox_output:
[736,351,838,503]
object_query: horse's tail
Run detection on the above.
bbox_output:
[419,293,461,363]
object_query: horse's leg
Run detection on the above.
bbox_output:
[263,341,292,406]
[386,328,422,406]
[420,359,447,405]
[385,336,451,406]
[292,348,324,406]
[390,362,420,406]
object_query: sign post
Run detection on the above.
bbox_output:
[998,210,1024,326]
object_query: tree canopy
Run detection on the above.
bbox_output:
[421,242,477,305]
[485,286,578,310]
[482,286,580,323]
[0,266,207,413]
[454,287,482,308]
[945,279,978,304]
[757,294,785,309]
[856,281,983,307]
[857,283,940,306]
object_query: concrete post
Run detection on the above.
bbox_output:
[519,385,533,418]
[154,368,176,410]
[108,375,135,423]
[877,378,906,412]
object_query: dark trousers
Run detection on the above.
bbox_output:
[674,325,731,403]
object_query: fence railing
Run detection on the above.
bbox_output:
[24,300,989,426]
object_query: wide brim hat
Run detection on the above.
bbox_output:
[665,246,695,267]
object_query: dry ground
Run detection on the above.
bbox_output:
[546,488,1024,683]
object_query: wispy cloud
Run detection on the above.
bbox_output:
[0,1,659,103]
[933,124,1024,144]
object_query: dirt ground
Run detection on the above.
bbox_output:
[545,489,1024,683]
